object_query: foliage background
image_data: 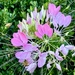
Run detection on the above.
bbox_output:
[0,0,75,75]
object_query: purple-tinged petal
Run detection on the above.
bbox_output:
[39,6,45,20]
[48,51,55,55]
[55,12,65,26]
[26,13,31,24]
[19,59,25,63]
[52,17,58,28]
[15,51,31,60]
[45,10,50,22]
[55,50,63,61]
[60,44,69,55]
[55,63,61,71]
[23,44,38,52]
[54,28,61,36]
[38,52,47,68]
[63,15,71,27]
[38,57,46,68]
[26,63,37,73]
[65,45,75,50]
[47,63,51,69]
[31,7,37,20]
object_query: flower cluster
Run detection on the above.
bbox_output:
[11,3,75,74]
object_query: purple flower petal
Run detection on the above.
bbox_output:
[26,63,37,73]
[11,31,28,47]
[65,45,75,50]
[55,50,63,61]
[55,63,61,71]
[48,3,60,16]
[60,44,69,55]
[38,52,47,68]
[47,63,51,69]
[23,44,38,52]
[35,23,53,39]
[63,15,71,27]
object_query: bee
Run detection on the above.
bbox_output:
[23,60,29,66]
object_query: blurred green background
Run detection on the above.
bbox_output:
[0,0,75,75]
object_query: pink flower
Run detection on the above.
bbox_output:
[48,3,60,16]
[35,23,53,39]
[11,31,28,47]
[38,52,47,68]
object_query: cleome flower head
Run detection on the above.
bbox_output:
[10,3,74,74]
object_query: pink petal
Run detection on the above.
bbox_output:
[38,52,47,67]
[18,32,28,45]
[11,38,23,47]
[15,51,26,59]
[38,57,46,68]
[47,63,51,69]
[48,3,60,16]
[48,51,55,55]
[19,59,25,63]
[26,63,37,73]
[27,13,31,24]
[55,63,61,71]
[60,44,69,55]
[63,15,71,27]
[55,6,61,15]
[37,25,44,36]
[47,28,53,37]
[13,33,19,38]
[15,51,31,60]
[23,44,38,52]
[56,12,65,26]
[61,47,69,56]
[55,55,63,61]
[53,18,58,28]
[65,45,75,50]
[32,7,37,20]
[55,50,63,61]
[45,10,50,22]
[48,3,56,15]
[35,32,42,39]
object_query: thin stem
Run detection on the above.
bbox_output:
[0,57,15,68]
